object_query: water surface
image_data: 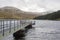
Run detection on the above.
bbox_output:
[2,20,60,40]
[25,20,60,40]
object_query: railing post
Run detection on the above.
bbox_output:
[17,20,18,29]
[20,20,21,28]
[9,20,11,33]
[0,20,2,35]
[14,20,15,31]
[2,20,4,36]
[19,21,21,26]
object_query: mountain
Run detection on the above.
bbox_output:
[34,10,60,20]
[0,6,39,19]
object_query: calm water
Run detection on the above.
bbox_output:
[25,20,60,40]
[3,20,60,40]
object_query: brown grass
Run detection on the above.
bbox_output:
[0,11,38,19]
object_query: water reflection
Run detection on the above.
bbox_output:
[14,37,25,40]
[13,27,35,40]
[2,20,60,40]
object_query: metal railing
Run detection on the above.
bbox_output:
[0,19,32,36]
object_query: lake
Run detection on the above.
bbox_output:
[2,20,60,40]
[25,20,60,40]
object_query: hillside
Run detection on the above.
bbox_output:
[0,6,39,19]
[34,10,60,20]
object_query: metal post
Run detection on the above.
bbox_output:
[0,20,2,34]
[9,20,11,33]
[2,20,4,36]
[20,20,21,27]
[20,20,21,28]
[17,20,19,29]
[14,20,15,31]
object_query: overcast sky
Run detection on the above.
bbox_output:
[0,0,60,12]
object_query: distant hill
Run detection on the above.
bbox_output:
[0,6,39,19]
[34,10,60,20]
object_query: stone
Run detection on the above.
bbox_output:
[13,29,25,39]
[25,24,32,29]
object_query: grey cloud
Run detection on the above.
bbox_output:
[0,0,60,12]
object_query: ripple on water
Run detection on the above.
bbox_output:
[25,27,60,40]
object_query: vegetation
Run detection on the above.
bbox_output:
[0,6,38,19]
[34,10,60,20]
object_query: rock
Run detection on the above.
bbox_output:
[13,24,33,39]
[25,24,32,29]
[13,29,25,39]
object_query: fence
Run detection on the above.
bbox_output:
[0,19,32,37]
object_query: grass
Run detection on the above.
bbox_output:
[0,11,37,19]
